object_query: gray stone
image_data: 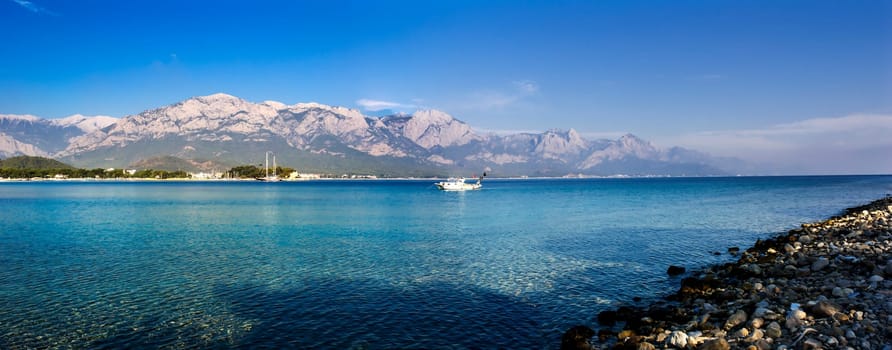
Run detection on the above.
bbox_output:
[825,337,839,347]
[667,330,688,348]
[832,286,846,297]
[724,309,748,330]
[811,300,841,318]
[766,321,782,338]
[754,339,772,350]
[748,317,764,329]
[812,257,830,271]
[745,328,764,342]
[753,307,770,318]
[637,341,656,350]
[803,338,823,350]
[784,310,805,331]
[698,338,730,350]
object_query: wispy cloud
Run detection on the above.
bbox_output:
[671,114,892,174]
[464,80,540,110]
[469,91,520,109]
[513,80,539,94]
[10,0,58,15]
[355,99,416,112]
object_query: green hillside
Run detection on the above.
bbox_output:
[0,156,74,170]
[129,155,229,172]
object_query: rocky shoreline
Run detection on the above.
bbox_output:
[564,196,892,350]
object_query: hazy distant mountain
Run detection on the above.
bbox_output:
[0,114,117,157]
[2,93,739,176]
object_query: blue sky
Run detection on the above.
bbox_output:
[2,1,890,172]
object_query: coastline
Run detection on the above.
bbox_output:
[565,196,892,350]
[2,174,889,183]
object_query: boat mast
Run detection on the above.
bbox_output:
[265,151,270,179]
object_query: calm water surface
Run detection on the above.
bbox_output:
[1,176,891,348]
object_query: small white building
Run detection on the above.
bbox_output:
[189,171,223,180]
[288,172,321,180]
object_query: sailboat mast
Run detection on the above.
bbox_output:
[265,151,269,178]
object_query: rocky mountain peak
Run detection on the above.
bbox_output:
[619,133,644,144]
[153,93,279,123]
[411,109,454,123]
[0,114,42,123]
[618,133,656,151]
[0,132,48,157]
[291,102,365,121]
[261,100,288,110]
[52,114,118,132]
[615,133,658,159]
[194,92,241,103]
[535,129,589,160]
[399,109,480,149]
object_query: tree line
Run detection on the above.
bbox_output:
[0,155,299,180]
[226,165,295,179]
[0,167,190,179]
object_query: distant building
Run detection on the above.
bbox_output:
[189,172,223,180]
[288,172,321,180]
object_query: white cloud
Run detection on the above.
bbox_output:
[671,114,892,174]
[469,91,519,109]
[355,99,416,112]
[513,80,539,94]
[463,80,540,111]
[11,0,58,15]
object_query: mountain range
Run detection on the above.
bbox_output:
[1,93,740,177]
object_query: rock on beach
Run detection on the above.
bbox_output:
[570,197,892,349]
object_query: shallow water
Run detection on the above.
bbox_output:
[1,176,890,348]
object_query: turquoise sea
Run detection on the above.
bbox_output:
[1,176,891,349]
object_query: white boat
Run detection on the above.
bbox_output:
[435,173,485,191]
[257,151,281,182]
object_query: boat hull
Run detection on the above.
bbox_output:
[435,179,481,191]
